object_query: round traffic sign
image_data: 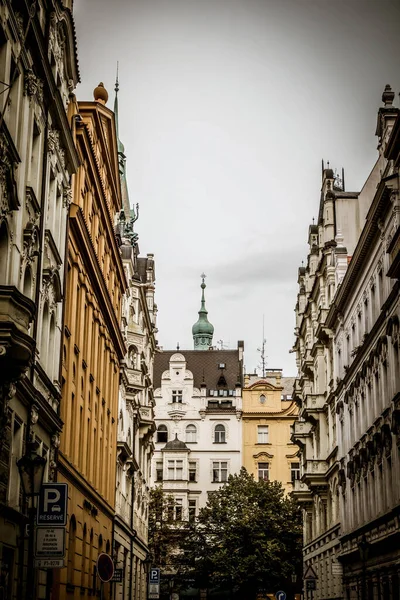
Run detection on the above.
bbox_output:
[275,592,286,600]
[96,553,114,582]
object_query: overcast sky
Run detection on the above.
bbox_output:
[74,0,399,376]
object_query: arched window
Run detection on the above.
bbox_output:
[185,424,197,443]
[23,267,32,299]
[157,424,168,443]
[214,424,226,443]
[0,221,9,283]
[81,523,87,588]
[67,515,77,585]
[41,303,50,368]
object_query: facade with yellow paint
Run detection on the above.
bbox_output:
[56,84,127,600]
[242,370,298,493]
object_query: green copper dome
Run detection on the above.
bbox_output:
[192,274,214,350]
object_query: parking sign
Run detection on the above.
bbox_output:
[149,568,160,585]
[37,483,68,526]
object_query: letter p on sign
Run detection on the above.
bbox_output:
[44,488,60,512]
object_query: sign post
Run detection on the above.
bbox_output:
[148,568,160,599]
[35,483,68,568]
[304,564,318,600]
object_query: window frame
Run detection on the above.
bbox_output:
[185,424,197,443]
[167,459,183,480]
[258,462,269,481]
[157,424,168,443]
[257,425,269,444]
[172,389,183,403]
[214,424,226,444]
[212,460,228,483]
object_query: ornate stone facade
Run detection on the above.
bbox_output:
[0,1,79,599]
[56,86,127,600]
[115,246,157,600]
[242,371,298,494]
[292,87,399,600]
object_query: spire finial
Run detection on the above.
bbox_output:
[192,273,214,350]
[115,62,119,94]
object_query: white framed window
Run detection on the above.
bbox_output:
[186,424,197,443]
[157,424,168,443]
[156,460,163,482]
[167,497,183,521]
[188,498,197,522]
[212,461,228,482]
[291,462,300,483]
[172,390,183,403]
[189,461,197,482]
[257,425,269,444]
[258,462,269,481]
[214,424,226,443]
[167,459,183,480]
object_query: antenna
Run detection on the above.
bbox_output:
[257,316,267,378]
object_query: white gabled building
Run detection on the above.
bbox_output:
[151,277,243,518]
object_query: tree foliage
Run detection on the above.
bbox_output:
[179,469,303,598]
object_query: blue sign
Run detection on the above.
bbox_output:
[275,592,286,600]
[149,568,160,585]
[37,483,68,526]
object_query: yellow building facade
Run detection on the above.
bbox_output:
[55,84,127,600]
[242,370,298,494]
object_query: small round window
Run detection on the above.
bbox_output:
[259,394,266,404]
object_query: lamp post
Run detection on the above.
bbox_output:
[143,553,152,598]
[17,441,47,600]
[357,535,370,600]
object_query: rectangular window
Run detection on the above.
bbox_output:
[257,425,269,444]
[172,390,183,403]
[258,462,269,481]
[212,461,228,483]
[291,462,300,483]
[167,459,183,480]
[188,499,197,522]
[189,461,197,482]
[156,461,163,482]
[175,498,183,521]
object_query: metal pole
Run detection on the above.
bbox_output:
[26,503,36,600]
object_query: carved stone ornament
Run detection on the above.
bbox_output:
[47,129,65,168]
[63,186,72,208]
[0,134,12,193]
[24,69,44,104]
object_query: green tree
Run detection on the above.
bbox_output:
[180,468,302,599]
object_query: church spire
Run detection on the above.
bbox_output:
[192,274,214,350]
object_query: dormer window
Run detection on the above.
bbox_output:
[172,390,183,403]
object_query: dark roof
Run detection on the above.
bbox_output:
[161,435,190,451]
[154,348,242,390]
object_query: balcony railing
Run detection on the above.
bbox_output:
[303,394,326,413]
[293,420,313,438]
[302,459,328,488]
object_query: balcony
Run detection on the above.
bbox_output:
[291,480,313,504]
[0,286,36,380]
[293,419,313,440]
[139,405,154,426]
[302,459,328,487]
[302,394,326,417]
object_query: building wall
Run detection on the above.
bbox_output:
[242,371,298,494]
[57,90,126,600]
[0,2,79,600]
[292,86,399,600]
[152,350,243,516]
[115,246,157,600]
[326,95,400,599]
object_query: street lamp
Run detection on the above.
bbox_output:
[17,441,47,600]
[143,553,152,598]
[357,534,370,600]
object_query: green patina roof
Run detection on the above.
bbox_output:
[192,275,214,337]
